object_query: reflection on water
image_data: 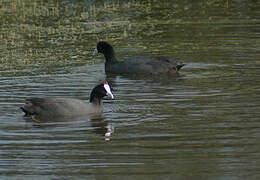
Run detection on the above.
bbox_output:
[0,0,260,179]
[23,113,114,141]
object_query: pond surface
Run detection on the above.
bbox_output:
[1,0,260,179]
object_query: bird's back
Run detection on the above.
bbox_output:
[105,56,183,74]
[21,97,102,118]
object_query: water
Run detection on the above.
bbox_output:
[0,0,260,179]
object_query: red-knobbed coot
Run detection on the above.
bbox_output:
[21,81,114,118]
[93,40,185,75]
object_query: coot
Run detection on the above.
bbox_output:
[93,40,185,75]
[21,81,114,118]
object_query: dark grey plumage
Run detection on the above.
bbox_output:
[93,41,185,75]
[21,82,114,118]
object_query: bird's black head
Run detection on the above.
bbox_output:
[97,40,114,54]
[90,81,114,104]
[93,40,116,60]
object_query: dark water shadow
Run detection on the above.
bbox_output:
[23,114,114,140]
[105,72,185,87]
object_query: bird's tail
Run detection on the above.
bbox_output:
[20,106,29,116]
[176,63,185,71]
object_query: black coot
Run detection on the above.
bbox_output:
[21,81,114,118]
[93,40,185,75]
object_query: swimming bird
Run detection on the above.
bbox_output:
[21,81,114,118]
[93,40,185,75]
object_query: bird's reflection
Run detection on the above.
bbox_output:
[105,71,184,87]
[23,114,114,141]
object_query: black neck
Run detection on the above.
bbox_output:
[104,49,118,63]
[90,87,103,105]
[90,96,102,105]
